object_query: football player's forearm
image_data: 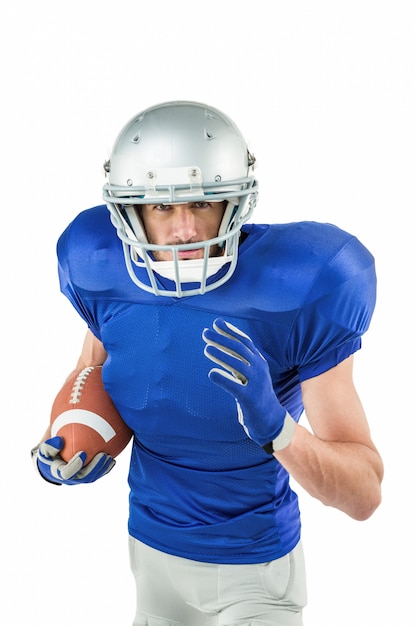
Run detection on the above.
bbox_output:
[275,423,383,521]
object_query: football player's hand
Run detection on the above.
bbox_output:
[203,318,287,447]
[34,436,115,485]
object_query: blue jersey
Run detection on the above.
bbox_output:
[57,205,376,564]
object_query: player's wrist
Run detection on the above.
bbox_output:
[262,413,296,455]
[253,402,287,447]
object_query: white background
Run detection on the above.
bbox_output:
[1,1,415,624]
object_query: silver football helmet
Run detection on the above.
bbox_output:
[103,101,258,297]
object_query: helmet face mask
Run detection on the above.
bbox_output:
[103,101,258,297]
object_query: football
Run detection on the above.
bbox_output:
[49,366,133,464]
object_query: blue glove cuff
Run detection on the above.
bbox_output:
[262,414,296,454]
[30,446,62,485]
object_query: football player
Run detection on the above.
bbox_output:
[33,101,384,625]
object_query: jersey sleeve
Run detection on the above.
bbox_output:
[56,216,102,341]
[288,234,376,381]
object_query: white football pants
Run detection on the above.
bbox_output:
[129,536,307,625]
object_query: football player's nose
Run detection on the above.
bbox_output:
[172,209,197,241]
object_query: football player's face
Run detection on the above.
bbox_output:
[140,201,226,261]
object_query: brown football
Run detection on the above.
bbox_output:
[49,366,133,464]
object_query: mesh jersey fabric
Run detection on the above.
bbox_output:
[57,205,376,564]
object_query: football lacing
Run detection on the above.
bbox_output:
[70,366,95,404]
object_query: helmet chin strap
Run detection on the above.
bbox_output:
[140,255,233,283]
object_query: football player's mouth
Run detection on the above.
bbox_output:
[177,248,203,260]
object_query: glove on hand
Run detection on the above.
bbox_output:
[202,318,287,447]
[35,436,115,485]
